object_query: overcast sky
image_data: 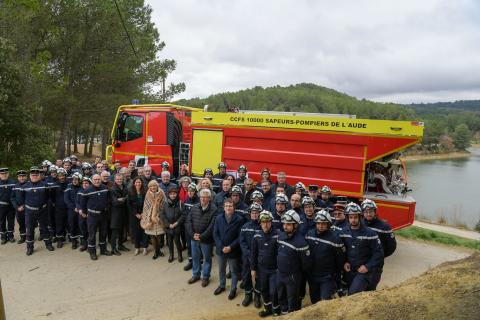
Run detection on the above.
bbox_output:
[147,0,480,103]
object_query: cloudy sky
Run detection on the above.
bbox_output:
[147,0,480,103]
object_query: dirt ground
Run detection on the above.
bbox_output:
[0,237,472,320]
[283,252,480,320]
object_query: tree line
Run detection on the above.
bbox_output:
[0,0,184,168]
[177,83,479,153]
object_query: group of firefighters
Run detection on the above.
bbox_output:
[0,157,396,317]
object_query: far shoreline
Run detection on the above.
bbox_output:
[403,151,471,162]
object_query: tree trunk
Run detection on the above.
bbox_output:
[55,109,71,159]
[101,126,109,159]
[73,126,78,153]
[66,129,72,156]
[88,122,97,157]
[83,124,90,157]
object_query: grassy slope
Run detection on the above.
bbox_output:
[396,226,479,250]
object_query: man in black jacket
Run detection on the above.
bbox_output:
[186,188,217,287]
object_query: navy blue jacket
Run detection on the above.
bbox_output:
[340,224,384,272]
[277,230,312,274]
[235,177,246,189]
[79,184,110,214]
[365,218,397,258]
[272,209,285,230]
[251,228,279,272]
[299,215,316,236]
[306,229,345,280]
[239,219,260,258]
[51,180,68,209]
[0,179,15,208]
[213,212,246,258]
[19,181,50,210]
[158,181,178,194]
[183,195,199,217]
[64,183,81,212]
[262,189,275,210]
[318,199,334,212]
[332,218,348,233]
[214,190,230,210]
[10,181,27,210]
[234,201,249,219]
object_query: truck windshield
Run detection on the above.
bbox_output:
[118,114,144,142]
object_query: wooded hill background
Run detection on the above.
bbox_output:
[1,1,478,169]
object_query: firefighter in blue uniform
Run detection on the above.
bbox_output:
[340,202,384,295]
[212,162,228,192]
[331,203,348,232]
[318,185,335,212]
[77,177,91,252]
[251,211,280,317]
[307,185,322,210]
[65,172,83,249]
[19,167,54,255]
[79,174,112,260]
[299,196,316,236]
[361,199,397,290]
[52,168,69,248]
[70,155,81,173]
[235,165,248,189]
[239,202,262,308]
[45,164,58,241]
[0,168,16,244]
[231,185,248,219]
[11,170,28,244]
[306,210,345,302]
[272,193,288,230]
[81,162,93,179]
[276,210,311,314]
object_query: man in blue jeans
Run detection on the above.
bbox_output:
[186,188,217,287]
[213,198,246,300]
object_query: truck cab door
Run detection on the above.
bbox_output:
[113,112,146,166]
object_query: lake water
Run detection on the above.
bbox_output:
[406,147,480,229]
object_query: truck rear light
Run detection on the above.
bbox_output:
[410,121,424,126]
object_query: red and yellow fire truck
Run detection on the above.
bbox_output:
[107,104,424,230]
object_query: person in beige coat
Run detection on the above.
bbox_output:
[141,180,166,259]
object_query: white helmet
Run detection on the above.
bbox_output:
[345,202,362,215]
[251,190,264,200]
[361,199,377,211]
[314,210,333,224]
[281,210,301,224]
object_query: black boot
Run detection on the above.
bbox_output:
[112,247,121,256]
[242,293,253,307]
[0,238,7,245]
[79,240,87,252]
[26,246,34,256]
[259,305,273,318]
[118,244,130,251]
[178,252,184,263]
[8,235,15,243]
[254,293,262,309]
[72,239,78,250]
[183,260,193,271]
[46,243,55,251]
[57,240,64,248]
[100,246,112,256]
[17,236,26,244]
[89,249,98,260]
